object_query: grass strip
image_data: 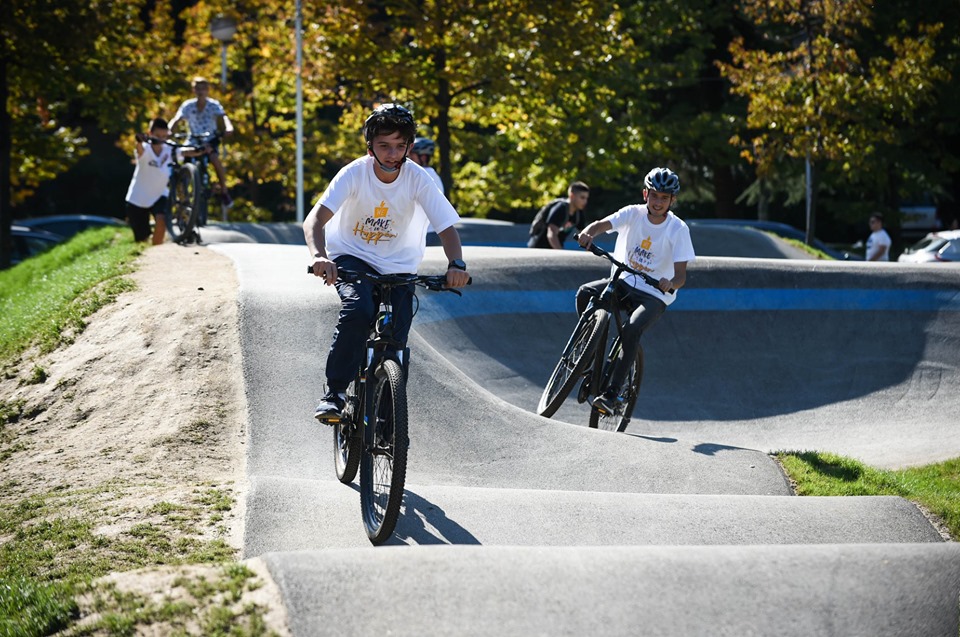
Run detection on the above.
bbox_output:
[777,451,960,538]
[0,227,143,363]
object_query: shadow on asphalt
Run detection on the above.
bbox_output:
[391,489,482,546]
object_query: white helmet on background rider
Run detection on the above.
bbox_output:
[410,137,436,156]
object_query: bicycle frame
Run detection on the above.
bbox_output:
[309,265,467,543]
[179,132,222,226]
[537,237,673,428]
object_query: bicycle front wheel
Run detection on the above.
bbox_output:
[537,310,608,418]
[167,163,200,244]
[334,377,362,484]
[589,341,644,433]
[360,358,408,544]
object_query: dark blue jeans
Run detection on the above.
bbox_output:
[576,278,666,390]
[325,255,414,393]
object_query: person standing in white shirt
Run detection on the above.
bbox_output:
[125,118,175,244]
[866,213,892,261]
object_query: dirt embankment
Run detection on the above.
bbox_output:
[1,244,289,635]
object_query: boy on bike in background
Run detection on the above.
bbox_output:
[407,137,444,193]
[304,103,471,422]
[575,167,696,415]
[169,76,235,210]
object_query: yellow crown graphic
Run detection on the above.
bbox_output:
[641,236,652,250]
[374,201,389,218]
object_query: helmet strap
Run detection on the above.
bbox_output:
[368,144,405,174]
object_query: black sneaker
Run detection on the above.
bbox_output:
[591,391,621,416]
[314,392,346,423]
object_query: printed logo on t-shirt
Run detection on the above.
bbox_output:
[352,200,398,245]
[628,236,655,273]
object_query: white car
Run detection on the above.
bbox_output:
[897,229,960,263]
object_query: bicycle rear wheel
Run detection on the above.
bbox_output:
[167,163,200,244]
[334,377,362,484]
[537,310,608,418]
[360,358,408,544]
[589,340,644,433]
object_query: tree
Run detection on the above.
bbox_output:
[718,0,947,243]
[0,0,180,268]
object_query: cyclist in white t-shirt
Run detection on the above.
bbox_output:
[575,166,696,415]
[304,104,470,422]
[407,137,444,193]
[169,77,235,208]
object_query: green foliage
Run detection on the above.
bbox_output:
[719,0,951,220]
[5,0,960,230]
[0,227,142,363]
[778,451,960,538]
[4,0,180,203]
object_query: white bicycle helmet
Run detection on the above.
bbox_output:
[411,137,435,156]
[644,167,680,194]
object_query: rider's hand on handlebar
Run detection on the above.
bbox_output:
[575,232,594,249]
[310,257,338,285]
[445,267,470,289]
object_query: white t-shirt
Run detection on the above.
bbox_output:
[173,98,226,137]
[866,228,892,261]
[606,205,696,306]
[313,156,460,274]
[125,143,176,208]
[424,166,443,192]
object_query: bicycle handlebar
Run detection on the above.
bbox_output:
[307,265,471,295]
[136,131,221,150]
[575,233,675,295]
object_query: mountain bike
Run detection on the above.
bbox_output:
[180,131,229,229]
[308,266,468,544]
[143,132,226,245]
[537,239,673,433]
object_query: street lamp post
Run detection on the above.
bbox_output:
[210,15,237,90]
[295,0,304,223]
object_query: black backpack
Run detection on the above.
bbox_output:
[529,199,564,237]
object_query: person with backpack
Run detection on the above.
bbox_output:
[527,181,590,249]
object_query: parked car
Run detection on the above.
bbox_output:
[897,229,960,263]
[10,225,64,266]
[686,218,861,260]
[13,214,127,240]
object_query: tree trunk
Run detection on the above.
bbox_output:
[434,47,451,200]
[0,47,11,269]
[712,165,738,217]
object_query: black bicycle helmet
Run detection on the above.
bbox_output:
[643,167,680,195]
[363,103,417,146]
[411,137,436,156]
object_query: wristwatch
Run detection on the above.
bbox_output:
[448,259,467,271]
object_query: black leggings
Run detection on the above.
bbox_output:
[576,278,666,390]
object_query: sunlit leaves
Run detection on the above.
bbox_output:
[719,0,947,184]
